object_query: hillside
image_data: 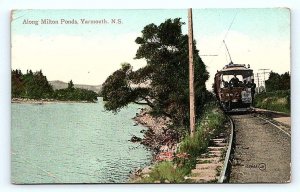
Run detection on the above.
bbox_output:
[50,80,101,93]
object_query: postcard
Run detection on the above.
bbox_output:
[11,8,290,184]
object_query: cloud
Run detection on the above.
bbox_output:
[11,33,146,85]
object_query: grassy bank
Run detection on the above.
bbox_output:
[137,102,226,183]
[254,90,290,114]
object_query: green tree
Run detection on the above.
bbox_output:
[265,71,290,92]
[11,69,54,99]
[68,80,74,90]
[53,79,98,102]
[11,69,24,97]
[102,18,209,125]
[11,69,98,102]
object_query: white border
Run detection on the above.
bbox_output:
[1,0,299,192]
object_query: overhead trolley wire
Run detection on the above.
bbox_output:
[207,10,239,67]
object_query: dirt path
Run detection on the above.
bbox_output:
[229,114,291,183]
[254,108,291,127]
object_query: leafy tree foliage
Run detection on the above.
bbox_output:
[12,69,53,99]
[102,18,209,125]
[265,71,290,92]
[11,69,25,98]
[12,70,98,102]
[68,80,74,90]
[53,87,98,102]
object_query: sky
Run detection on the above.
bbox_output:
[11,9,290,89]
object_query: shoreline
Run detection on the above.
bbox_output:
[11,98,95,104]
[130,108,180,181]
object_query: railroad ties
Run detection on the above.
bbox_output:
[190,135,228,183]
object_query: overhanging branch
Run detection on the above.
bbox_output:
[133,101,149,105]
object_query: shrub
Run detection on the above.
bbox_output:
[141,161,187,183]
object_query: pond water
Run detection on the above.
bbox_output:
[11,98,151,183]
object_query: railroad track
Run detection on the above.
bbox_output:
[190,109,290,183]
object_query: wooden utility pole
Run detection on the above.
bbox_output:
[188,8,195,138]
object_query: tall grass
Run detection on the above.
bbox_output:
[254,90,290,114]
[179,102,226,158]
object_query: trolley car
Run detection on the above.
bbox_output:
[213,63,255,111]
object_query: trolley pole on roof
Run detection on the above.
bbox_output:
[188,8,195,138]
[223,40,233,64]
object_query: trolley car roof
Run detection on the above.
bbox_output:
[217,63,253,76]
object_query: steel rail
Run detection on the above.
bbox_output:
[256,115,291,137]
[218,115,234,183]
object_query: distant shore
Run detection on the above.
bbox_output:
[11,98,95,104]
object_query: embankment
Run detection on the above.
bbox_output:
[132,108,179,160]
[130,103,228,183]
[254,90,290,114]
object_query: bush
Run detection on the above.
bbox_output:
[140,161,187,183]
